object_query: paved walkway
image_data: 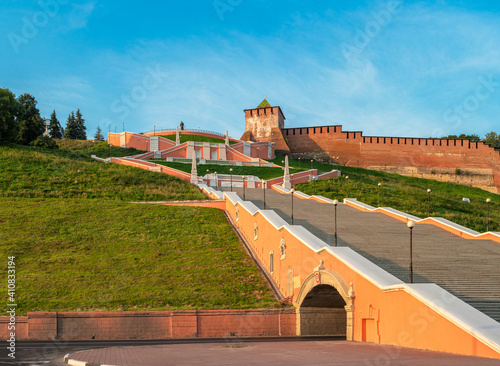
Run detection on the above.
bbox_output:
[65,340,500,366]
[227,188,500,322]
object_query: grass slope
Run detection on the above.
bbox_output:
[0,198,279,315]
[0,142,280,313]
[0,142,205,201]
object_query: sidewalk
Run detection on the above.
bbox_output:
[64,340,500,366]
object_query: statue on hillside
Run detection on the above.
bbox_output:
[180,121,185,130]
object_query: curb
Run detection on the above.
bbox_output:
[64,353,116,366]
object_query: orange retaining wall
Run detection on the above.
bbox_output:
[224,192,500,359]
[0,309,295,340]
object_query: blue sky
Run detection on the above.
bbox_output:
[1,1,500,139]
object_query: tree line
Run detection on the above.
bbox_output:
[439,133,500,148]
[0,87,89,147]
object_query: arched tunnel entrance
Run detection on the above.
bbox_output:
[299,284,347,337]
[295,267,355,339]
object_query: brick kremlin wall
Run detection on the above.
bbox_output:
[283,126,500,193]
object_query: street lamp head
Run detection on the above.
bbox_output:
[333,199,338,206]
[290,188,295,193]
[427,188,431,193]
[230,168,233,172]
[346,176,349,180]
[486,198,491,203]
[378,183,382,187]
[407,220,415,229]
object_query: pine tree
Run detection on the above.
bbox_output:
[48,110,62,139]
[65,112,78,139]
[16,93,44,145]
[94,126,104,141]
[75,109,87,140]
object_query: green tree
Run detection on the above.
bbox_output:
[75,109,87,140]
[94,126,104,141]
[16,93,44,145]
[441,134,481,141]
[48,110,63,139]
[458,133,480,141]
[0,87,20,142]
[484,132,500,148]
[65,111,78,139]
[30,135,59,149]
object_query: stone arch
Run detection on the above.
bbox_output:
[295,267,355,340]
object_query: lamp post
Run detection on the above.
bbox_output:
[115,124,117,133]
[243,176,246,200]
[230,168,233,192]
[310,159,313,170]
[108,123,111,158]
[427,189,432,217]
[298,157,301,168]
[312,176,316,195]
[378,183,382,207]
[290,188,295,225]
[122,121,124,132]
[154,124,156,136]
[486,198,491,231]
[333,199,338,247]
[407,220,415,283]
[214,171,217,191]
[263,181,266,209]
[346,176,349,198]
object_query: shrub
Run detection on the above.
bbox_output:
[30,135,59,149]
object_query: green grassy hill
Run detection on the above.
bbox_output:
[0,141,280,315]
[0,141,205,201]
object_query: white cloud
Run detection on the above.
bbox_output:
[60,2,96,31]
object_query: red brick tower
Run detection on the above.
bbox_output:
[240,98,290,153]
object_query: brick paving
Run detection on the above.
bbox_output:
[65,340,500,365]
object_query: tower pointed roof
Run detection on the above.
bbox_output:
[257,97,272,109]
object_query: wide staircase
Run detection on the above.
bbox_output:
[228,187,500,322]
